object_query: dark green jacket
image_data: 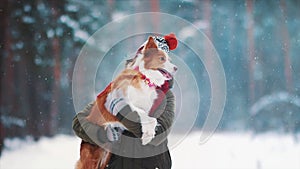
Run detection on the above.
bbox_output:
[72,90,175,169]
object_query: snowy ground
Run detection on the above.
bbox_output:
[0,132,300,169]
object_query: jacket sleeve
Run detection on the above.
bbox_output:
[150,90,175,146]
[116,90,175,146]
[72,102,109,145]
[72,91,175,146]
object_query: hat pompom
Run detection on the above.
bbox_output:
[164,33,178,50]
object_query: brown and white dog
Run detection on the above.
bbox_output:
[76,34,178,169]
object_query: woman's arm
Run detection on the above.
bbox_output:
[115,90,175,146]
[72,90,175,146]
[72,102,109,145]
[150,90,175,145]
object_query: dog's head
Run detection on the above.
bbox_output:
[127,35,178,86]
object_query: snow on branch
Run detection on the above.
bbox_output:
[250,91,300,116]
[1,115,26,128]
[179,20,209,40]
[59,15,95,45]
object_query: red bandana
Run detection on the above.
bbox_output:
[132,66,170,117]
[98,79,169,118]
[148,81,170,117]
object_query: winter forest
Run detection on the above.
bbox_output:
[1,0,300,168]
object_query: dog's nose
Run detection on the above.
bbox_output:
[174,66,178,71]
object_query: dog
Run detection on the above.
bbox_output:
[76,34,178,169]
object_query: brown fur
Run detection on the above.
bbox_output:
[143,37,168,70]
[76,37,164,169]
[76,141,111,169]
[76,70,147,169]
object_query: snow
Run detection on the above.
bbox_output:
[46,29,55,38]
[112,12,127,21]
[250,92,300,116]
[1,133,300,169]
[1,115,26,128]
[23,4,31,12]
[178,20,209,40]
[66,4,79,12]
[59,15,94,44]
[171,132,300,169]
[0,135,81,169]
[22,16,35,24]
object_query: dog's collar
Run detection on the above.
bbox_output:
[134,67,157,88]
[141,74,156,88]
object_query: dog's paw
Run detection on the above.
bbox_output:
[141,117,157,145]
[141,134,153,145]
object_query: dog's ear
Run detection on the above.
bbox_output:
[144,37,158,50]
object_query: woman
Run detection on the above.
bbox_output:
[72,78,175,169]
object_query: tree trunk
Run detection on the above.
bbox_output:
[246,0,255,104]
[280,0,293,92]
[203,0,213,81]
[0,0,8,154]
[150,0,160,33]
[1,0,14,118]
[49,2,62,136]
[1,0,14,142]
[203,0,212,41]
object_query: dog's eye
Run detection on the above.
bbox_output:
[160,57,165,61]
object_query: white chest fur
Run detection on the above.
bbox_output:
[126,82,158,145]
[126,82,157,113]
[104,71,162,145]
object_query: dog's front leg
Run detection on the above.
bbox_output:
[135,110,157,145]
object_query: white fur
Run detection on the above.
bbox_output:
[163,59,177,75]
[140,63,168,87]
[104,80,158,145]
[160,50,177,75]
[127,82,157,112]
[126,81,158,145]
